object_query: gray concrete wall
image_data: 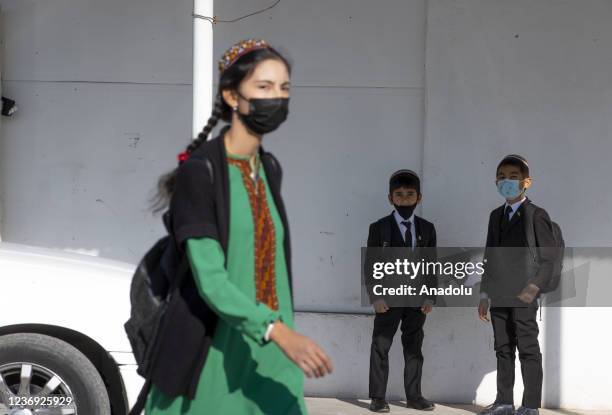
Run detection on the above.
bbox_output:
[423,1,612,408]
[211,0,428,312]
[212,3,612,407]
[0,0,193,260]
[1,0,611,409]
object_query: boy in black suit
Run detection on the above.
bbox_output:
[478,155,556,415]
[367,170,437,413]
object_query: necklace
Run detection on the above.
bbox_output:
[249,154,260,191]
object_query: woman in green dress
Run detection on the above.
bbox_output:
[147,39,332,414]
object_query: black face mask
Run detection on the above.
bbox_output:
[236,92,289,135]
[394,203,417,220]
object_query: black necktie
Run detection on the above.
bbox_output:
[401,220,413,248]
[502,205,513,228]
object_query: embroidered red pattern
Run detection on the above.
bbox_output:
[228,157,279,311]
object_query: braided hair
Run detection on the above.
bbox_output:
[151,44,291,214]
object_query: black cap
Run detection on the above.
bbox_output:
[501,154,529,166]
[389,169,420,193]
[498,154,530,176]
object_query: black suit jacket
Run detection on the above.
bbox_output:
[480,198,556,301]
[365,212,437,304]
[367,212,436,249]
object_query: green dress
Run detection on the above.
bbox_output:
[145,152,307,415]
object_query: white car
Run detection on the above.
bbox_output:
[0,242,144,415]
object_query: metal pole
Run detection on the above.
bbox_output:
[0,4,4,241]
[192,0,214,138]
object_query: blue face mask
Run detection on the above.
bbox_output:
[497,179,523,199]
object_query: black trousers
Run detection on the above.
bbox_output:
[369,307,426,400]
[490,305,543,409]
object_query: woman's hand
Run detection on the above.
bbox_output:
[269,321,333,378]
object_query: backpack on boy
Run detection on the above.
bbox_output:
[523,201,565,294]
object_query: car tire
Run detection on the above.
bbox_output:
[0,333,111,415]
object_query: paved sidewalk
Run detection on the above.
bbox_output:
[304,398,608,415]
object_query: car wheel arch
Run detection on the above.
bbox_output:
[0,324,128,415]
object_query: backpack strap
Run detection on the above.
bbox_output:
[128,378,151,415]
[522,201,538,263]
[169,255,191,294]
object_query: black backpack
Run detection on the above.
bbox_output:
[123,211,189,415]
[523,202,565,293]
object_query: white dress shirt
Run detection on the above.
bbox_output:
[393,210,416,249]
[504,196,526,220]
